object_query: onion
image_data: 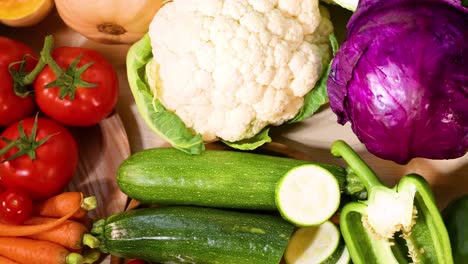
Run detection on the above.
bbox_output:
[54,0,164,44]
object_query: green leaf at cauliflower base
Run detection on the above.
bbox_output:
[222,128,272,151]
[126,34,205,154]
[288,34,339,124]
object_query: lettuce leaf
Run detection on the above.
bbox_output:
[126,35,205,154]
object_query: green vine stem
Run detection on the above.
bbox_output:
[9,35,97,100]
[9,36,55,97]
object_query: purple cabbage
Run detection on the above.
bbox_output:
[328,0,468,164]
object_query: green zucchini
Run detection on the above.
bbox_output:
[91,206,294,264]
[117,148,347,210]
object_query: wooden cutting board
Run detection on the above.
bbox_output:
[66,113,130,264]
[68,112,130,225]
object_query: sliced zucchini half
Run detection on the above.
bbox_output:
[276,164,341,226]
[285,221,343,264]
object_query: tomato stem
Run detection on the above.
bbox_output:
[8,35,97,101]
[0,138,19,160]
[40,36,64,76]
[38,36,97,101]
[23,36,54,84]
[0,114,57,162]
[8,36,55,97]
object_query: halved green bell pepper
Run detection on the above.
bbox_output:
[443,195,468,264]
[331,140,453,264]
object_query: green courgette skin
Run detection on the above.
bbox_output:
[117,148,346,210]
[443,195,468,264]
[92,206,294,264]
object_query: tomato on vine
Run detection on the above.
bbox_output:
[127,260,148,264]
[0,115,78,200]
[33,36,119,126]
[0,37,37,127]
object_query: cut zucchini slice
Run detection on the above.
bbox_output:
[285,221,341,264]
[323,244,351,264]
[335,247,350,264]
[276,164,341,226]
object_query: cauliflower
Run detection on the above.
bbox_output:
[148,0,333,143]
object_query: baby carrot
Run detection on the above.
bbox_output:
[0,205,78,237]
[0,256,19,264]
[0,237,84,264]
[34,192,97,219]
[24,217,100,251]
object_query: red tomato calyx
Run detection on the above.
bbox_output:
[0,115,57,162]
[8,56,37,98]
[41,35,97,101]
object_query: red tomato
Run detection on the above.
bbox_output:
[34,47,118,126]
[0,188,33,224]
[0,117,79,199]
[127,260,148,264]
[0,37,36,127]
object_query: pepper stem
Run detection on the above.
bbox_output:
[331,140,383,192]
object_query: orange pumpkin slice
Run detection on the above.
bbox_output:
[0,0,54,27]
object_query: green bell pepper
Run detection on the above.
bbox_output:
[331,140,453,264]
[443,195,468,264]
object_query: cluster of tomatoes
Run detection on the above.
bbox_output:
[0,36,118,225]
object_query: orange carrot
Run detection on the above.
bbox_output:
[34,192,96,219]
[0,237,83,264]
[0,256,19,264]
[0,205,79,237]
[24,217,99,251]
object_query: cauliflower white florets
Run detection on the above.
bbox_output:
[148,0,333,142]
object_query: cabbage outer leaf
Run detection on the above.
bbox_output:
[126,34,205,154]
